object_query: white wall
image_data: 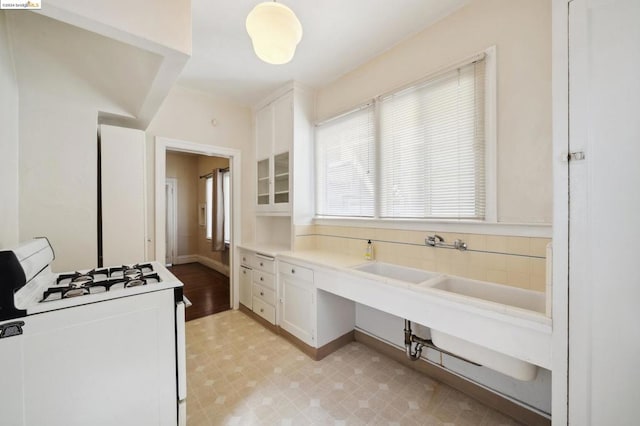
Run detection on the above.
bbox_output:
[18,88,98,271]
[146,86,254,260]
[0,12,19,249]
[316,0,552,224]
[43,0,191,55]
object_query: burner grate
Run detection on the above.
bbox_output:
[42,267,161,303]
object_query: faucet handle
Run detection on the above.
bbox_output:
[425,234,444,246]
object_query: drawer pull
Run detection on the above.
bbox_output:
[291,269,295,274]
[260,308,264,313]
[260,262,264,267]
[243,257,246,262]
[260,291,264,296]
[260,277,264,281]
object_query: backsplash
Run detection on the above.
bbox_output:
[295,225,550,292]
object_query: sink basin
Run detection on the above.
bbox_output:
[431,329,539,381]
[421,276,545,313]
[351,261,439,284]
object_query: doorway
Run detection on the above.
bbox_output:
[154,137,242,316]
[164,150,231,320]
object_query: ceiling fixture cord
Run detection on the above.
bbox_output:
[246,1,303,65]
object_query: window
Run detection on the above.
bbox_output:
[315,52,491,221]
[315,105,375,217]
[206,170,231,243]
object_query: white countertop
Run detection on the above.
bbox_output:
[242,246,553,369]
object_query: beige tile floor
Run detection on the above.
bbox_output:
[186,310,523,426]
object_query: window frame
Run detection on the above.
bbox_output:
[314,46,497,224]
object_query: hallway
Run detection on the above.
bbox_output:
[170,263,230,321]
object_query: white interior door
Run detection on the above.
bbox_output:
[568,0,640,424]
[165,178,177,266]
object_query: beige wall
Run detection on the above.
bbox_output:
[166,152,199,257]
[0,12,19,249]
[316,0,552,224]
[296,225,550,293]
[197,156,230,266]
[146,86,254,260]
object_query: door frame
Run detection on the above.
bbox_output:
[155,137,242,310]
[551,0,570,424]
[165,178,178,266]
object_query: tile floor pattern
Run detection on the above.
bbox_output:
[186,310,523,426]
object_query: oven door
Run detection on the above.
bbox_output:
[0,290,178,426]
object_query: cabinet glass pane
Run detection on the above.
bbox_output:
[257,159,270,205]
[274,152,289,205]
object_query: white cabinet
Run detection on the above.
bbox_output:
[100,124,146,265]
[252,254,277,324]
[239,249,255,310]
[255,91,292,213]
[239,265,252,309]
[278,261,315,346]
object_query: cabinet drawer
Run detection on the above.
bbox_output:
[239,249,254,268]
[253,297,276,324]
[254,254,276,274]
[252,270,275,290]
[252,283,276,306]
[279,261,313,282]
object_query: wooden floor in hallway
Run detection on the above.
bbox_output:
[169,262,230,322]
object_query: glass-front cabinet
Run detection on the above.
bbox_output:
[274,152,290,205]
[255,90,293,214]
[257,159,270,206]
[256,152,290,212]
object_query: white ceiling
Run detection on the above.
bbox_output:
[178,0,469,105]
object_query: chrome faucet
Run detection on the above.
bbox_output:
[425,234,467,251]
[426,235,444,247]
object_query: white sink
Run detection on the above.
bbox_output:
[431,329,539,381]
[419,275,546,314]
[351,261,440,284]
[413,275,546,381]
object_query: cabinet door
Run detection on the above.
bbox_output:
[280,273,315,346]
[255,105,273,162]
[100,125,146,265]
[272,92,293,155]
[239,266,252,308]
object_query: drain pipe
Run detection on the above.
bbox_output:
[403,319,481,366]
[404,319,430,361]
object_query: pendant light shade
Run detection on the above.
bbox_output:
[246,2,303,65]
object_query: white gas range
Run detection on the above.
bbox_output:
[0,238,188,426]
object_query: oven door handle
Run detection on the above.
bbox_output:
[176,301,187,401]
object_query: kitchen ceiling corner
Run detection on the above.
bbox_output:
[5,7,189,129]
[178,0,469,105]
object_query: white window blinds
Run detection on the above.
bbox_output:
[379,58,486,219]
[315,105,375,217]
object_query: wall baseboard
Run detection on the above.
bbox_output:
[238,306,354,361]
[195,255,230,276]
[174,255,198,265]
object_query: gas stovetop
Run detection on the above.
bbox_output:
[0,238,183,319]
[41,263,162,302]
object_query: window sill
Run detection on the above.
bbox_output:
[311,216,552,238]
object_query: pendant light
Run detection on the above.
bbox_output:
[246,1,303,65]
